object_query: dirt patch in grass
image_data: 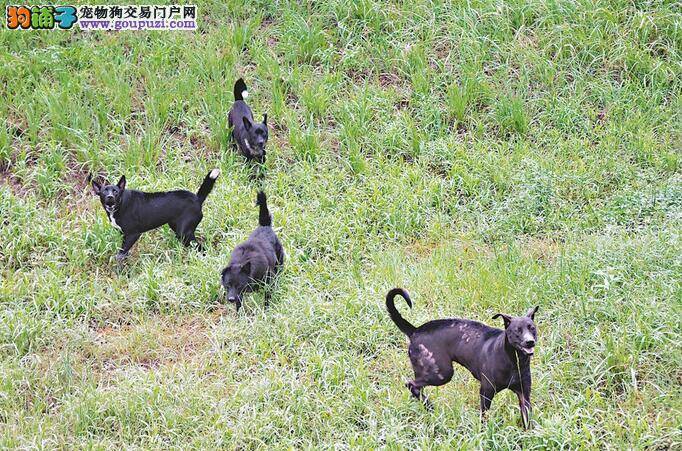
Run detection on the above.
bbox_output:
[378,72,401,88]
[347,67,372,84]
[7,108,28,138]
[86,314,217,372]
[118,78,147,135]
[395,98,410,111]
[266,35,279,48]
[405,236,562,265]
[519,236,561,263]
[165,122,216,163]
[64,159,92,194]
[0,163,30,198]
[0,155,35,203]
[405,237,446,258]
[35,314,225,385]
[433,40,452,65]
[516,31,539,50]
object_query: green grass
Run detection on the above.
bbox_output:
[1,0,681,448]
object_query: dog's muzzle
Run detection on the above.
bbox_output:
[520,342,536,355]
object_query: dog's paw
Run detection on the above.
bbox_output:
[115,252,128,262]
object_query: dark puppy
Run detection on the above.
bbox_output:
[221,191,284,312]
[92,169,220,261]
[386,288,539,428]
[228,78,268,163]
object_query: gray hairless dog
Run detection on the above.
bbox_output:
[386,288,539,428]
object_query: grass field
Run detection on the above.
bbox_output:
[1,0,681,448]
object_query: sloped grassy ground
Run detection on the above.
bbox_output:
[1,0,680,448]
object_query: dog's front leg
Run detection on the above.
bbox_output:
[116,233,141,261]
[406,381,433,410]
[264,287,271,307]
[479,385,495,420]
[516,391,531,429]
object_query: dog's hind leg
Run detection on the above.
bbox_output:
[182,232,203,250]
[175,219,203,251]
[263,272,275,307]
[406,344,453,410]
[168,221,184,243]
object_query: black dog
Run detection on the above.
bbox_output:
[228,78,268,163]
[221,191,284,312]
[386,288,539,428]
[92,169,220,260]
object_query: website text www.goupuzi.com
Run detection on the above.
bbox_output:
[5,4,197,31]
[79,18,196,30]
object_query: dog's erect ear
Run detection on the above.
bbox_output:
[526,306,539,321]
[92,179,102,195]
[117,175,126,190]
[492,313,512,328]
[242,117,252,130]
[262,113,267,125]
[240,261,251,275]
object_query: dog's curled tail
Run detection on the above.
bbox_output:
[197,169,220,203]
[256,191,272,226]
[234,78,248,101]
[386,288,416,336]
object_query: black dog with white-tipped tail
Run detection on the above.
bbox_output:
[228,78,268,163]
[221,191,284,312]
[91,169,220,261]
[386,288,539,428]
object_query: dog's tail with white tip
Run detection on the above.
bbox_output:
[256,191,272,226]
[386,288,416,336]
[234,78,248,101]
[197,169,220,204]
